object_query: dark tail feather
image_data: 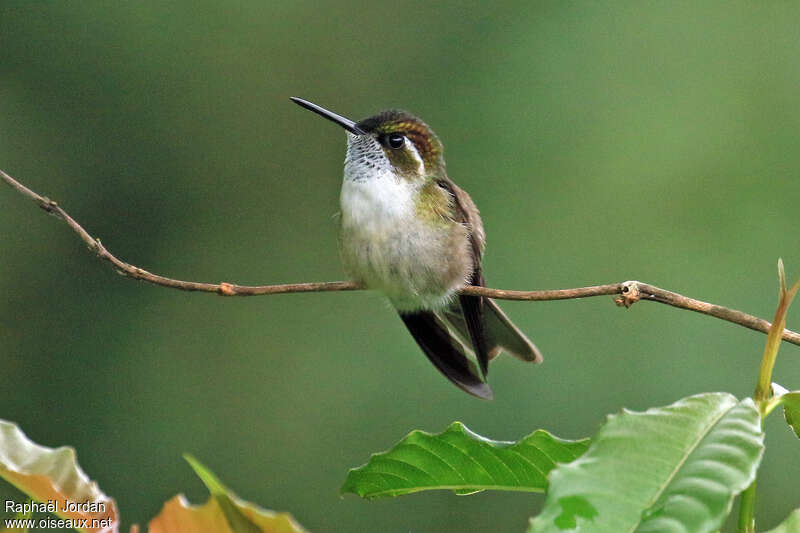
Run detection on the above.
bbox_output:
[442,299,543,363]
[399,311,493,400]
[459,294,490,378]
[484,299,543,363]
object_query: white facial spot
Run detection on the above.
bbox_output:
[403,137,425,176]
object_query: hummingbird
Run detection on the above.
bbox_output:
[290,97,542,399]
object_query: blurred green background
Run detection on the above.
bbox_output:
[2,2,799,531]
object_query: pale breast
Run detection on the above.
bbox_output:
[339,176,472,311]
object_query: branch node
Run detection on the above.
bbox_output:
[615,281,641,308]
[37,196,58,213]
[219,282,236,296]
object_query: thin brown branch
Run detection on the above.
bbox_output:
[3,167,799,346]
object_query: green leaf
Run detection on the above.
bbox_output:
[764,509,800,533]
[156,455,308,533]
[185,454,232,496]
[767,384,800,438]
[528,393,764,533]
[781,392,800,439]
[185,455,261,533]
[342,421,589,499]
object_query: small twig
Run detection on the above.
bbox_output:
[3,167,799,347]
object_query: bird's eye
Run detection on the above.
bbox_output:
[385,133,405,149]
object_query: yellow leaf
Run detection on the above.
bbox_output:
[148,494,307,533]
[0,420,118,533]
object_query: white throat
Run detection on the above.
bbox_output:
[337,134,466,310]
[340,134,417,228]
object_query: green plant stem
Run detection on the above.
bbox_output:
[754,307,788,404]
[736,415,764,532]
[736,326,778,532]
[737,264,799,532]
[738,481,756,533]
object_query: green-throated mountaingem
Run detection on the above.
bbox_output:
[291,97,542,399]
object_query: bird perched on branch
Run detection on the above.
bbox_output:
[291,97,542,399]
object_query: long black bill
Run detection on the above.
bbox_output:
[290,97,365,135]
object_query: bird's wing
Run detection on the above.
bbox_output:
[435,177,543,365]
[435,177,490,377]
